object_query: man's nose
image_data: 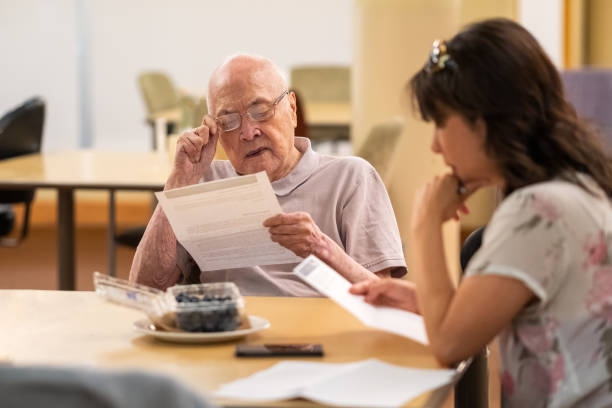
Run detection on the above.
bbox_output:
[239,116,260,141]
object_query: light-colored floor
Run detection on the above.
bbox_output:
[0,226,135,290]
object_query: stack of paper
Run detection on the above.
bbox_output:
[155,171,301,271]
[293,255,428,345]
[215,359,455,407]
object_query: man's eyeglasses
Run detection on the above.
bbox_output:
[215,90,290,133]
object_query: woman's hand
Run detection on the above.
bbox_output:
[412,174,483,228]
[350,279,420,314]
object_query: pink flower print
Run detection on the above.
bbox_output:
[583,231,607,267]
[517,318,559,353]
[531,195,560,222]
[548,354,565,394]
[501,371,515,396]
[524,354,565,395]
[587,265,612,323]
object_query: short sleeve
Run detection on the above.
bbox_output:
[340,164,407,277]
[465,188,570,308]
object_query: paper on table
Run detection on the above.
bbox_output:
[293,255,428,345]
[155,171,301,271]
[215,360,359,401]
[214,359,455,408]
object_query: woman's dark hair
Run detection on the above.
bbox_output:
[410,18,612,197]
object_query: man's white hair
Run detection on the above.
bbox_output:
[207,53,288,109]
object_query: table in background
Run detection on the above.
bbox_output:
[0,151,170,289]
[304,102,351,143]
[0,291,458,407]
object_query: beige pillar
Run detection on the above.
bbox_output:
[353,0,516,281]
[586,0,612,67]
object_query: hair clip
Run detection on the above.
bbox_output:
[425,39,457,73]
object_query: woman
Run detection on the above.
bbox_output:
[351,18,612,407]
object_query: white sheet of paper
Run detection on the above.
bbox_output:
[215,360,359,401]
[293,255,428,345]
[214,359,455,408]
[155,171,301,271]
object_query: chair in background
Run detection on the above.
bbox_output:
[0,96,45,247]
[290,65,351,148]
[355,117,403,185]
[455,226,488,408]
[561,69,612,150]
[138,71,208,149]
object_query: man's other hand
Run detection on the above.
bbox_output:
[264,212,332,259]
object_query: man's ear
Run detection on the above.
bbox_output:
[289,91,298,128]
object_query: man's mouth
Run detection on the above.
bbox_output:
[245,147,268,158]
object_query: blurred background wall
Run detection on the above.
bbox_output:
[0,0,353,152]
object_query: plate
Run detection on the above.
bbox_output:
[133,315,270,344]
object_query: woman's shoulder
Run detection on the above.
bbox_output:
[490,176,610,235]
[502,176,607,212]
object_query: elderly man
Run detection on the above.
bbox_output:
[130,55,406,296]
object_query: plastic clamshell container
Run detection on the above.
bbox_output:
[93,272,174,319]
[167,282,245,332]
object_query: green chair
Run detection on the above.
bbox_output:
[138,72,208,149]
[355,117,403,185]
[290,66,351,148]
[290,66,351,103]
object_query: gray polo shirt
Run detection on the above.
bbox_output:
[176,137,406,297]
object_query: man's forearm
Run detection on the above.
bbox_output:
[129,206,181,290]
[315,236,378,283]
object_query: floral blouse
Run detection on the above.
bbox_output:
[466,175,612,408]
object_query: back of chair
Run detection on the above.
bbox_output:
[138,71,179,114]
[356,117,403,183]
[290,66,350,103]
[0,97,45,244]
[0,97,45,161]
[561,69,612,150]
[455,226,488,408]
[291,89,308,139]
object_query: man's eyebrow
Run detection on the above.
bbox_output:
[217,108,234,116]
[216,95,272,116]
[249,96,271,106]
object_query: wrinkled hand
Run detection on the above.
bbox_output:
[166,115,219,189]
[412,173,484,226]
[263,212,331,258]
[350,279,420,314]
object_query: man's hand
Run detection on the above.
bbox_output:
[350,279,420,314]
[166,115,219,190]
[263,212,333,259]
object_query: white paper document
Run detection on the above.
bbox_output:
[293,255,429,345]
[155,171,301,271]
[214,359,455,408]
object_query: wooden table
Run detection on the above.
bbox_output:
[0,151,171,289]
[0,290,457,407]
